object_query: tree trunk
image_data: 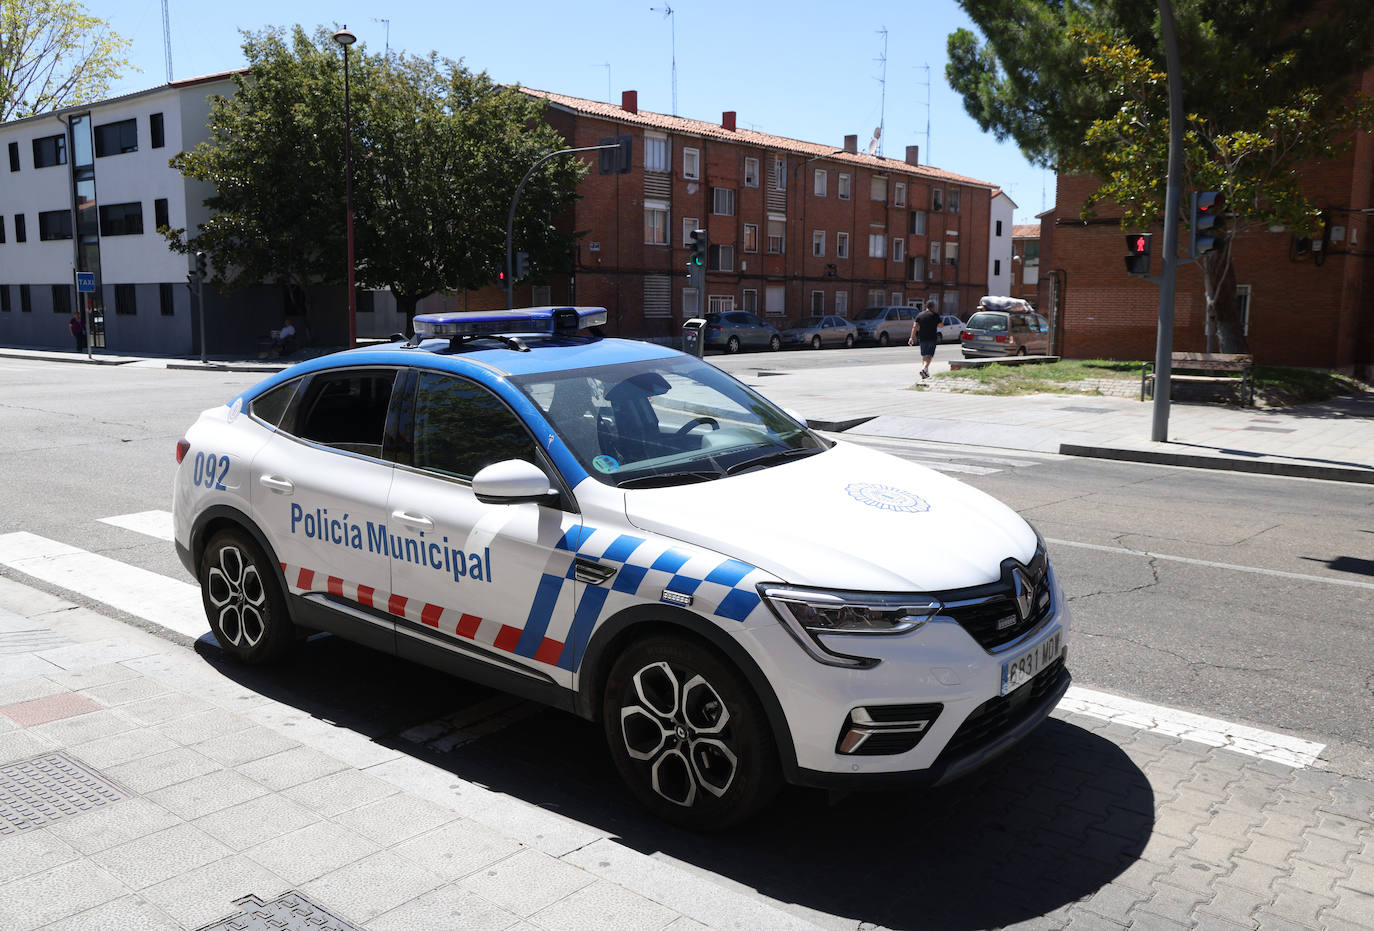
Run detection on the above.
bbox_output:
[1201,243,1248,354]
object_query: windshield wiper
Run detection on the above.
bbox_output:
[617,469,723,489]
[724,447,822,476]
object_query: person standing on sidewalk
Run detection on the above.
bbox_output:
[909,300,941,380]
[68,310,86,352]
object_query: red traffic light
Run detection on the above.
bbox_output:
[1127,234,1152,255]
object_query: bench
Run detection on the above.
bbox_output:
[1141,352,1254,406]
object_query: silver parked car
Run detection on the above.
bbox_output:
[703,311,782,354]
[780,315,858,349]
[960,297,1051,358]
[852,305,918,345]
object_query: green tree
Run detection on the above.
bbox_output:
[0,0,132,121]
[948,1,1374,352]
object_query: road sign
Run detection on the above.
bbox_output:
[75,272,95,293]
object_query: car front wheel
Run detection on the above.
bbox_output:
[199,528,294,664]
[878,332,890,346]
[726,336,741,354]
[603,634,780,831]
[769,334,781,351]
[810,335,822,350]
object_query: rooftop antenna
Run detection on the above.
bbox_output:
[161,0,173,82]
[917,63,931,164]
[874,26,888,157]
[650,3,677,115]
[595,62,611,103]
[372,18,390,57]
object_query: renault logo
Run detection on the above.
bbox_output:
[1011,566,1036,623]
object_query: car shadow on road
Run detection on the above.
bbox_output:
[195,635,1153,930]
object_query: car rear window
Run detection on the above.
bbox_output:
[967,312,1009,332]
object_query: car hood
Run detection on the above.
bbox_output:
[622,441,1036,591]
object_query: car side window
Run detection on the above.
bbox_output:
[411,372,537,481]
[250,377,301,428]
[292,369,397,458]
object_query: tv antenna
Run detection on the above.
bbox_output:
[917,62,930,164]
[650,4,677,114]
[161,0,173,82]
[873,26,888,157]
[373,18,390,57]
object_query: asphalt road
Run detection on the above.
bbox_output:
[1,354,1370,784]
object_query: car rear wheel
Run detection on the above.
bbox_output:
[810,335,822,350]
[844,334,855,348]
[877,332,890,346]
[199,528,294,664]
[1016,346,1028,356]
[769,334,781,352]
[726,336,741,354]
[603,634,780,831]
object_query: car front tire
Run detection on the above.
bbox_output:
[878,332,890,346]
[844,334,855,348]
[810,335,822,350]
[199,528,295,664]
[726,336,741,354]
[769,335,781,352]
[603,634,780,831]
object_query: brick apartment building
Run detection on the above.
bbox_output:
[1009,223,1041,307]
[1036,115,1374,377]
[521,88,997,341]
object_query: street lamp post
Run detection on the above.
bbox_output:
[333,26,357,349]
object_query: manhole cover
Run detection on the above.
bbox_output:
[197,891,365,931]
[0,753,125,836]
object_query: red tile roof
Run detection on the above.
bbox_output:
[1012,223,1041,239]
[519,87,998,189]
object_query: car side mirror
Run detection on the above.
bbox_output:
[472,459,558,505]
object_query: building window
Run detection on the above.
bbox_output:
[7,141,17,172]
[834,291,847,316]
[994,258,1002,276]
[932,189,943,212]
[767,218,785,253]
[32,134,67,168]
[20,284,32,312]
[708,294,734,313]
[643,275,670,318]
[868,233,886,258]
[766,284,786,317]
[681,217,699,246]
[155,198,169,230]
[810,291,824,313]
[94,118,138,156]
[930,242,941,264]
[150,112,165,148]
[995,219,1003,236]
[910,210,927,236]
[708,243,734,271]
[51,283,70,314]
[892,238,904,262]
[836,232,849,258]
[838,173,851,200]
[683,147,699,180]
[773,155,786,190]
[894,182,906,207]
[644,133,668,172]
[908,256,926,281]
[867,288,885,306]
[711,187,735,216]
[870,176,888,202]
[160,282,175,316]
[814,168,826,197]
[115,284,137,314]
[681,287,698,317]
[948,190,961,213]
[946,241,959,265]
[15,214,26,242]
[891,292,904,306]
[744,157,759,187]
[1024,240,1041,262]
[644,202,668,245]
[99,202,144,236]
[743,223,758,253]
[742,289,757,313]
[38,210,72,241]
[943,293,959,314]
[812,230,825,257]
[0,287,9,312]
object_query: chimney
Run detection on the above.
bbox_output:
[621,90,638,114]
[843,134,858,154]
[905,145,920,166]
[721,111,736,131]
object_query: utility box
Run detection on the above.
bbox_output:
[682,318,707,358]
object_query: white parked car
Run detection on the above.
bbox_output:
[938,314,965,343]
[173,306,1071,829]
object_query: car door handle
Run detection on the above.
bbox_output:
[391,510,434,530]
[259,475,294,494]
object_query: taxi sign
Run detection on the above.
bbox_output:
[75,272,96,293]
[413,306,607,340]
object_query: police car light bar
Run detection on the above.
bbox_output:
[412,306,608,340]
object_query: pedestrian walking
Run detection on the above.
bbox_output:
[909,300,941,379]
[68,310,86,352]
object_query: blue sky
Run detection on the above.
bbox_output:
[97,0,1054,223]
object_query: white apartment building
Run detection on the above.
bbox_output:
[987,189,1015,299]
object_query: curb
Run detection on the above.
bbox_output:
[1059,443,1374,484]
[0,350,133,366]
[165,361,288,373]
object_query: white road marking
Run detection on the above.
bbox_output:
[98,510,174,542]
[1046,537,1374,591]
[0,532,211,642]
[1062,686,1324,768]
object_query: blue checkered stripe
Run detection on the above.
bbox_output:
[519,525,766,673]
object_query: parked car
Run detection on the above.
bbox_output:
[780,315,858,349]
[852,305,918,345]
[960,297,1050,358]
[937,314,964,343]
[703,311,781,353]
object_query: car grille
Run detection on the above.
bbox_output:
[935,656,1068,765]
[938,548,1053,651]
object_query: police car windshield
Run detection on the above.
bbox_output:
[512,354,826,488]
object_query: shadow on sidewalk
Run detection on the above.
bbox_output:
[1166,439,1374,472]
[196,636,1154,930]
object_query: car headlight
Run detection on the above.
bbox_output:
[758,585,940,668]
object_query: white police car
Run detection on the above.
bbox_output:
[173,306,1070,829]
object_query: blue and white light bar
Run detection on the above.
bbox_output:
[413,306,608,340]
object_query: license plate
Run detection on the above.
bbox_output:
[1000,628,1063,696]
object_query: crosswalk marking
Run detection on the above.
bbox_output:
[826,433,1052,474]
[0,531,212,642]
[98,510,174,542]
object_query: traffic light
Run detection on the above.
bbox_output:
[195,251,207,280]
[1189,192,1225,257]
[1124,233,1152,277]
[688,228,707,270]
[515,251,530,279]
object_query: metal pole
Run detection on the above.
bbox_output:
[506,143,621,310]
[343,43,356,349]
[1151,0,1184,442]
[198,273,207,363]
[84,293,92,361]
